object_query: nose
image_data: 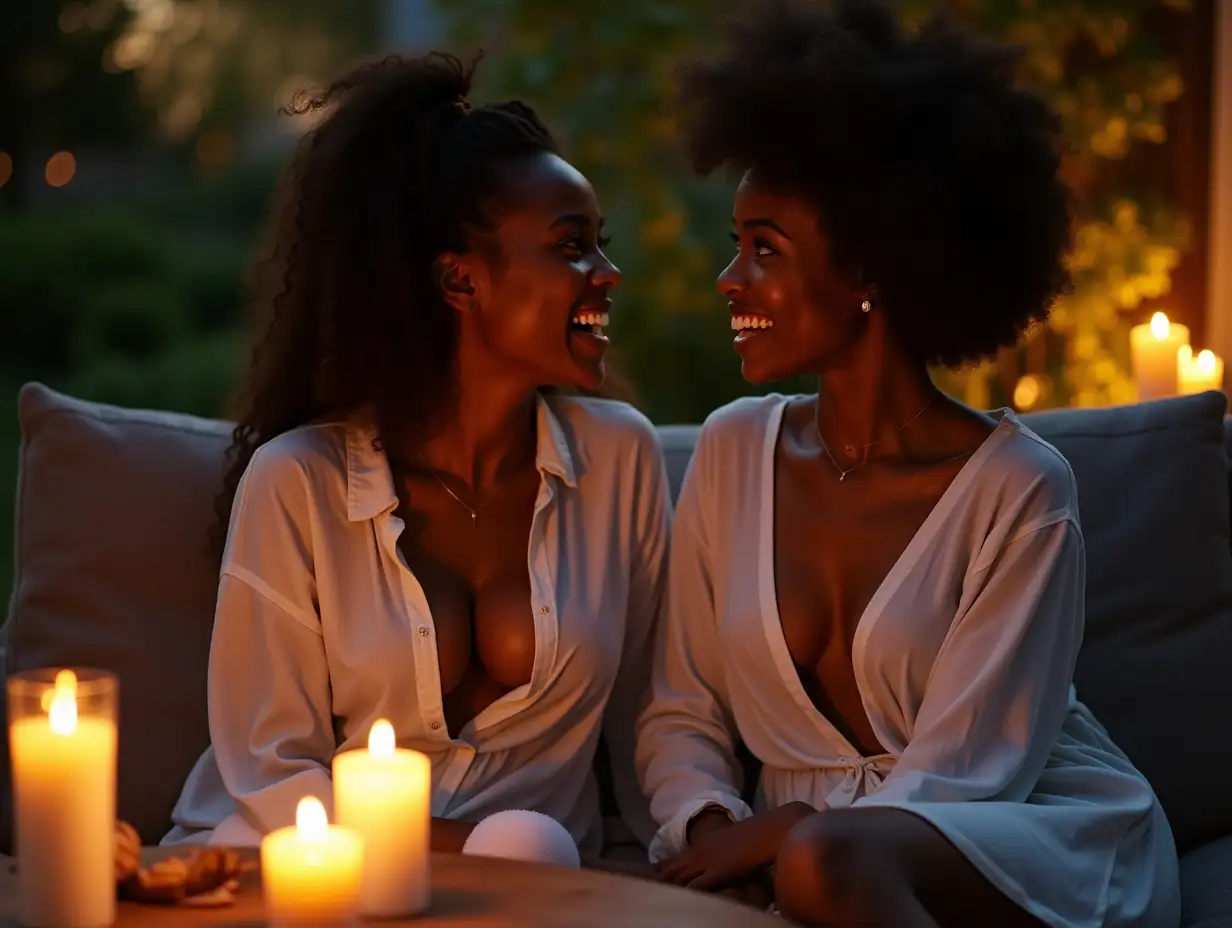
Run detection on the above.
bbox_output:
[591,253,621,291]
[717,256,747,298]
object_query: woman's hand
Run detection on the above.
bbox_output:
[655,801,816,892]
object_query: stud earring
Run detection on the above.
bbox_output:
[860,299,872,313]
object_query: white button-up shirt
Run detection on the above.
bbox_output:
[165,395,668,854]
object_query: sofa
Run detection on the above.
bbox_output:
[4,380,1232,925]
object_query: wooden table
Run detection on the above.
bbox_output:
[0,848,780,926]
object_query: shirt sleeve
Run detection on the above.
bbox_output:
[857,515,1084,807]
[601,428,672,850]
[207,447,337,836]
[636,445,751,863]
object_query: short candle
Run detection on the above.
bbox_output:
[8,668,117,928]
[1130,311,1190,401]
[333,719,432,917]
[1178,345,1225,395]
[261,797,363,927]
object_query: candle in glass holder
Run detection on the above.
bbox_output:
[1131,311,1190,401]
[8,668,118,928]
[333,719,432,917]
[1178,345,1225,394]
[261,797,363,927]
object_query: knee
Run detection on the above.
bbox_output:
[774,812,889,924]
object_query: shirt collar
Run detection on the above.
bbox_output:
[345,393,577,522]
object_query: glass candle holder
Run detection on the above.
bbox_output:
[8,668,118,928]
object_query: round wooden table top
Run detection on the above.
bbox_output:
[0,847,781,926]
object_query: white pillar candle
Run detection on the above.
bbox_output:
[333,719,431,917]
[8,668,118,928]
[261,797,363,927]
[1178,345,1226,394]
[1131,311,1190,401]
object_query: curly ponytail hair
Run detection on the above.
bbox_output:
[212,52,558,559]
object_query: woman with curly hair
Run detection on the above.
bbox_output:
[163,52,666,860]
[636,0,1180,924]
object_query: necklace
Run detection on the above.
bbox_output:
[816,390,939,483]
[422,463,483,523]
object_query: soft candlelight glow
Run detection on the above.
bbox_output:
[1131,311,1190,401]
[368,718,395,757]
[297,796,328,841]
[47,669,78,735]
[333,720,432,917]
[1178,345,1225,395]
[8,668,118,928]
[261,796,363,927]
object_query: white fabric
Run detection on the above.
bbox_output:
[637,394,1181,928]
[164,395,668,855]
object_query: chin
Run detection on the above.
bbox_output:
[572,361,606,393]
[738,354,799,385]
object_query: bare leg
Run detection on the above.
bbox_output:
[774,807,1045,928]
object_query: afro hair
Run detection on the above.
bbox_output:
[677,0,1074,367]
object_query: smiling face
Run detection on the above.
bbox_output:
[443,152,620,391]
[720,170,868,383]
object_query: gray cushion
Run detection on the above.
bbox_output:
[1024,391,1232,853]
[1181,838,1232,927]
[3,383,231,848]
[658,425,701,503]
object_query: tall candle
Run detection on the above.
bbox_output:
[333,719,431,917]
[7,668,117,928]
[261,797,363,927]
[1178,345,1226,394]
[1131,311,1190,401]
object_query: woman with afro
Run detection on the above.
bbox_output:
[636,1,1180,924]
[163,52,666,860]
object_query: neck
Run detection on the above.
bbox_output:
[408,349,538,492]
[813,317,935,454]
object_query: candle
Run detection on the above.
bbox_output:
[333,719,431,917]
[1178,345,1225,394]
[8,668,118,928]
[1131,311,1190,401]
[261,797,363,927]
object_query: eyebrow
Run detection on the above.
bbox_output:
[733,218,791,239]
[549,213,605,230]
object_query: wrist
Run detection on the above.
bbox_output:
[686,807,735,844]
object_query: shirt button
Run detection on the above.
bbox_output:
[417,627,430,637]
[429,721,442,731]
[539,605,551,615]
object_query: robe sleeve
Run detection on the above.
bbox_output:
[858,515,1084,806]
[636,444,752,863]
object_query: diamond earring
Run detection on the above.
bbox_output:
[860,299,872,313]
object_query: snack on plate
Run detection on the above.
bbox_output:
[114,821,252,906]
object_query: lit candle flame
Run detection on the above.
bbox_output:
[296,797,328,844]
[1198,349,1217,375]
[368,719,395,759]
[1149,311,1170,340]
[47,670,78,736]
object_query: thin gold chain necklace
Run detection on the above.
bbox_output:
[815,390,939,483]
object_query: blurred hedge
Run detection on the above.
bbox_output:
[0,210,250,609]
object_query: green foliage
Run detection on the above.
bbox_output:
[446,0,1190,415]
[0,209,251,612]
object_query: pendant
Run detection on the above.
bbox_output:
[839,472,848,482]
[470,512,478,524]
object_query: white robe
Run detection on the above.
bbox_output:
[637,394,1180,928]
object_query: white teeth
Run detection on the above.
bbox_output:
[730,315,774,331]
[570,311,610,328]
